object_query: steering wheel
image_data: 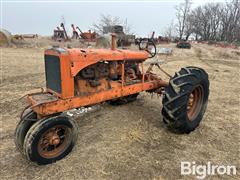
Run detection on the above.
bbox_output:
[138,38,156,58]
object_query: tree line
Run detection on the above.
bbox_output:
[174,0,240,42]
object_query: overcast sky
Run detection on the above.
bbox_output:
[1,0,227,37]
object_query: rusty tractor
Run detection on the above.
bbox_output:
[52,23,69,41]
[70,24,97,41]
[15,34,209,165]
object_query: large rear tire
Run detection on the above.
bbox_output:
[162,67,209,133]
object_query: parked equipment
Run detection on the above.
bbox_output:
[52,23,69,41]
[76,26,97,41]
[77,27,97,41]
[103,25,135,46]
[15,34,209,165]
[13,34,38,40]
[135,32,170,45]
[71,24,79,39]
[177,40,191,49]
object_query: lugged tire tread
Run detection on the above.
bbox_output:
[162,67,209,133]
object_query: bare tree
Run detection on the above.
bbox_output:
[92,14,131,34]
[122,18,132,34]
[163,20,175,39]
[188,0,239,42]
[220,0,240,42]
[196,3,222,41]
[175,0,192,40]
[189,6,203,40]
[184,13,194,40]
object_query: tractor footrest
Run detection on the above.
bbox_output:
[27,93,58,106]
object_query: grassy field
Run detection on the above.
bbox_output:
[0,43,239,179]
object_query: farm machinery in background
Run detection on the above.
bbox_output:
[151,31,170,44]
[176,40,191,49]
[0,29,38,46]
[52,23,69,41]
[52,23,97,42]
[51,23,136,45]
[72,24,97,42]
[135,31,170,46]
[103,25,135,47]
[15,33,209,165]
[13,34,38,40]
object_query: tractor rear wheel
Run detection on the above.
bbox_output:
[23,115,78,165]
[108,93,139,105]
[162,67,209,133]
[15,107,37,153]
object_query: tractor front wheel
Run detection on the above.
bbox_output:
[162,67,209,133]
[23,115,78,165]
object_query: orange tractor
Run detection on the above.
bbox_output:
[15,34,209,165]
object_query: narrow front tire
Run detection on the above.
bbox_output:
[23,115,78,165]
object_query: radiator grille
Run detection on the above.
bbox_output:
[44,55,62,94]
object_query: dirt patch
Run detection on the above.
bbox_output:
[0,44,239,179]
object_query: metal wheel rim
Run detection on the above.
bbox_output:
[187,85,204,121]
[37,125,71,159]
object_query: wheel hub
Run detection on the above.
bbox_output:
[37,125,70,159]
[49,134,60,145]
[187,85,204,121]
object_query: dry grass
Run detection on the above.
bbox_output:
[0,43,239,179]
